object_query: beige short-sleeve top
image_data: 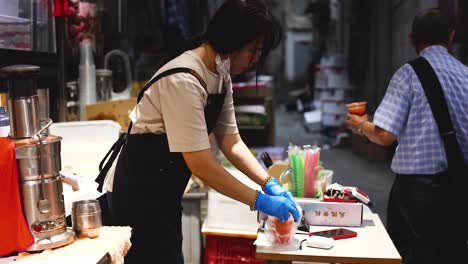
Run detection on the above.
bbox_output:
[129,50,238,152]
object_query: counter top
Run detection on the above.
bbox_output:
[255,213,401,264]
[201,222,258,240]
[4,226,131,264]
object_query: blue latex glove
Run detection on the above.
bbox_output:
[263,177,297,204]
[255,192,301,223]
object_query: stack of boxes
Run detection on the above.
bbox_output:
[314,54,352,128]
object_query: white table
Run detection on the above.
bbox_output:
[201,222,258,240]
[255,213,401,264]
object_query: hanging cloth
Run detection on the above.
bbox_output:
[53,0,70,17]
[0,137,34,257]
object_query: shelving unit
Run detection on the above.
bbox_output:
[232,82,275,147]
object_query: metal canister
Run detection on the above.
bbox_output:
[96,69,112,102]
[72,199,102,238]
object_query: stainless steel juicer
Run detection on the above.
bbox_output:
[1,65,75,251]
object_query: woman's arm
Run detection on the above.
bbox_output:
[182,148,301,222]
[214,133,269,186]
[182,149,257,206]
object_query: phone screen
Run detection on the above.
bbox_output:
[310,228,357,240]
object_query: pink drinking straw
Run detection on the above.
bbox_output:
[303,146,316,198]
[311,148,320,193]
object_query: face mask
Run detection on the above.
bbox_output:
[215,54,231,76]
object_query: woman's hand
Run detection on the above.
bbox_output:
[263,177,296,204]
[255,192,301,222]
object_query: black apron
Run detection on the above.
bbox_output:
[112,70,226,264]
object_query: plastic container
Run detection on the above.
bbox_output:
[204,235,264,264]
[79,40,96,120]
[49,120,121,175]
[95,69,112,101]
[266,216,295,244]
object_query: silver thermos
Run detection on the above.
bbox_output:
[1,65,76,251]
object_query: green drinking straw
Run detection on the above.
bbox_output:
[291,151,298,196]
[296,151,305,197]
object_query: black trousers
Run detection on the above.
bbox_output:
[387,173,468,264]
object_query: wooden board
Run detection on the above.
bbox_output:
[86,98,137,131]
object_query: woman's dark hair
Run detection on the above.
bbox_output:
[411,8,453,47]
[157,0,282,74]
[206,0,282,70]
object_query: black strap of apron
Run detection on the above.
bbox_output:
[128,67,208,134]
[408,57,466,180]
[95,67,207,192]
[98,132,127,171]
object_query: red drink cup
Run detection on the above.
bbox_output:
[346,102,367,116]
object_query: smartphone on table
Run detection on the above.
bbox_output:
[309,228,357,240]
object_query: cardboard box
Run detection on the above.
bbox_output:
[321,100,347,114]
[296,198,363,227]
[322,113,346,127]
[318,88,346,101]
[86,98,137,131]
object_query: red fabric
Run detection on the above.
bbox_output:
[0,137,34,257]
[54,0,70,17]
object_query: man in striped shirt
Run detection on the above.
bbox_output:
[346,8,468,264]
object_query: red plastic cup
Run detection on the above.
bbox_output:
[346,101,367,116]
[272,215,294,244]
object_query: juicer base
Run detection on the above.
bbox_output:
[26,228,76,252]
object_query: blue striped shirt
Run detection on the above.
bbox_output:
[374,45,468,174]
